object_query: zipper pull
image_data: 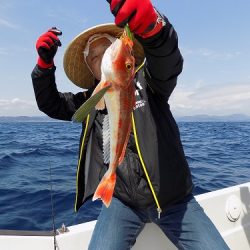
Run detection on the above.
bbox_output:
[157,207,162,219]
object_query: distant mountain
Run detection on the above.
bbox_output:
[1,114,250,123]
[176,114,250,122]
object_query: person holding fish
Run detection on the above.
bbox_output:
[32,0,229,249]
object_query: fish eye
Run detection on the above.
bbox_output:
[126,63,132,70]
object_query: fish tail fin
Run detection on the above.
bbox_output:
[93,171,116,207]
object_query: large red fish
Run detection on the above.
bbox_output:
[91,30,136,207]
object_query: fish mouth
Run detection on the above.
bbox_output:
[120,29,133,49]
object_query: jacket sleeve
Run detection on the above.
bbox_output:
[136,15,183,99]
[31,65,90,121]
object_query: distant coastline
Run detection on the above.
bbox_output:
[175,114,250,122]
[1,114,250,122]
[0,116,59,122]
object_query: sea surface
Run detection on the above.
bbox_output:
[0,121,249,231]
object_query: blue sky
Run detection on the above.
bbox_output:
[0,0,250,116]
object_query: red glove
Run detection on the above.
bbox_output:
[107,0,164,38]
[36,27,62,68]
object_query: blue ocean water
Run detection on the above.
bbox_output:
[0,121,249,231]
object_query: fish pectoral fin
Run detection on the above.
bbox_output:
[95,97,105,110]
[93,172,116,207]
[71,83,111,122]
[92,81,111,110]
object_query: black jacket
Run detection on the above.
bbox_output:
[32,17,193,212]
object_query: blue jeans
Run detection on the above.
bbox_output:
[88,195,229,250]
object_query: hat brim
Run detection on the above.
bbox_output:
[63,23,145,89]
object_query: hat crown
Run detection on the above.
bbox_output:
[63,24,144,89]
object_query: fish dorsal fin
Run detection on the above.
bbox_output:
[103,114,110,164]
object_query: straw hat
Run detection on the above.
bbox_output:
[63,23,145,89]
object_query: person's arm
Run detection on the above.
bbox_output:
[31,65,89,121]
[31,27,89,121]
[106,0,183,99]
[137,14,183,99]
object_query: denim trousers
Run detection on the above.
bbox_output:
[88,194,230,250]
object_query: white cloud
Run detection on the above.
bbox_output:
[46,8,88,26]
[1,83,250,117]
[0,46,33,57]
[0,18,19,29]
[170,82,250,116]
[0,98,40,116]
[180,46,241,61]
[198,48,241,60]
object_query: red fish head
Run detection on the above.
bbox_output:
[101,31,135,88]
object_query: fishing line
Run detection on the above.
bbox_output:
[49,161,59,250]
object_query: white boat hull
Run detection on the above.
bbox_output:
[1,182,250,250]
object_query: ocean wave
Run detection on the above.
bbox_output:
[193,185,210,195]
[0,154,17,166]
[185,155,197,162]
[1,121,250,231]
[0,148,77,165]
[0,149,44,162]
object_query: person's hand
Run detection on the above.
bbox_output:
[36,27,62,68]
[106,0,163,38]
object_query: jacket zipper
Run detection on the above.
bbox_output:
[74,114,90,212]
[131,112,162,219]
